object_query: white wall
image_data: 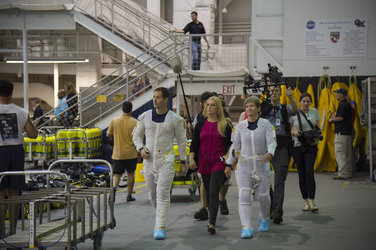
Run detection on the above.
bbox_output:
[222,0,251,21]
[283,0,376,76]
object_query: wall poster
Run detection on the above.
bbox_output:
[304,18,367,58]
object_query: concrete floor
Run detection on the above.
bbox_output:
[74,171,376,250]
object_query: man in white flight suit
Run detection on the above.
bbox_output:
[133,87,187,240]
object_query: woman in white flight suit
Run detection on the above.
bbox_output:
[226,96,276,239]
[133,87,187,240]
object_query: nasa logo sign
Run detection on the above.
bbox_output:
[306,20,315,30]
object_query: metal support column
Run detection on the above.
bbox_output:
[22,29,29,111]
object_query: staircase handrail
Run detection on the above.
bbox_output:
[35,34,188,128]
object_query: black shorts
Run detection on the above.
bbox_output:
[113,158,138,175]
[0,145,25,191]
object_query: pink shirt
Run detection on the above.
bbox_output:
[198,120,226,174]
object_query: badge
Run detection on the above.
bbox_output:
[276,119,281,126]
[307,114,311,120]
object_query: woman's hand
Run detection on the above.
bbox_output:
[189,157,198,170]
[292,130,300,137]
[262,153,273,163]
[224,166,232,179]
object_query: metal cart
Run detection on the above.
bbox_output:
[170,162,200,201]
[0,159,115,250]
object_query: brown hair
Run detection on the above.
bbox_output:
[65,83,77,95]
[299,92,312,102]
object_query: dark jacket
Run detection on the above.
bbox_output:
[190,118,232,165]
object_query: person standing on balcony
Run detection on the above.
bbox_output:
[0,80,38,236]
[172,11,210,70]
[107,101,138,202]
[133,87,187,240]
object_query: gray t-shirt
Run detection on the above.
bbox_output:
[289,108,321,147]
[0,103,28,146]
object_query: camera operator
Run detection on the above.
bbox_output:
[262,85,298,224]
[290,92,320,212]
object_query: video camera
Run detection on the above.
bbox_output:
[243,64,287,117]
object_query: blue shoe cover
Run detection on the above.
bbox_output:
[241,227,254,239]
[258,216,270,232]
[154,229,166,240]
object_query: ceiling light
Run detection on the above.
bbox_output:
[5,58,89,64]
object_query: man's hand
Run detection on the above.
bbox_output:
[189,157,198,170]
[262,153,273,163]
[286,87,293,98]
[329,113,336,123]
[141,148,151,159]
[224,166,231,179]
[180,163,187,175]
[207,43,210,50]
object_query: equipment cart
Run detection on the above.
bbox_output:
[170,162,200,201]
[0,159,115,250]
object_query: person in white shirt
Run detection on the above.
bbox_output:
[0,80,37,235]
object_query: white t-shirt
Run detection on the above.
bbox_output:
[289,108,321,147]
[0,103,28,146]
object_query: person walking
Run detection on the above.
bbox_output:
[54,89,68,126]
[290,93,321,211]
[263,85,298,224]
[107,101,138,202]
[133,87,187,240]
[172,11,210,70]
[65,83,78,127]
[226,96,276,239]
[189,96,233,234]
[31,98,44,127]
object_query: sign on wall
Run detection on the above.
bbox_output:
[304,18,367,58]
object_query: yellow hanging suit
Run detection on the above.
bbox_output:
[348,75,366,148]
[314,75,337,172]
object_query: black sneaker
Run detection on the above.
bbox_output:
[273,212,283,224]
[127,195,136,202]
[219,199,229,215]
[194,207,208,220]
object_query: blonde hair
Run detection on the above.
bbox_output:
[203,96,232,137]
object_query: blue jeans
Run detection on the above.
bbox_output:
[191,41,202,70]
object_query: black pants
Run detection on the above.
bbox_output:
[270,146,289,216]
[293,146,317,200]
[201,170,225,226]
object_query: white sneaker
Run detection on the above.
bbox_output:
[310,203,319,211]
[302,203,310,211]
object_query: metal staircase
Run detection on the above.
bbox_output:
[35,0,189,128]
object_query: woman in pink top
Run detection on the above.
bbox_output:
[189,96,233,234]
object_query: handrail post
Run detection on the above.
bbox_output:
[188,35,192,70]
[246,34,250,72]
[94,0,97,17]
[148,17,151,55]
[111,0,114,33]
[126,63,129,99]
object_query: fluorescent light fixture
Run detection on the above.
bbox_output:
[5,58,89,64]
